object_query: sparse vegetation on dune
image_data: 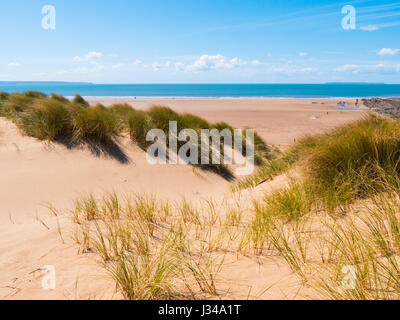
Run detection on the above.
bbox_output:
[42,113,400,300]
[235,135,316,190]
[0,91,276,176]
[67,181,400,299]
[70,193,231,299]
[19,98,71,141]
[235,114,400,299]
[71,104,120,145]
[0,92,120,145]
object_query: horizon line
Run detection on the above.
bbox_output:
[0,81,398,85]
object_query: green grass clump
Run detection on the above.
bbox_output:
[264,182,314,221]
[106,246,178,300]
[272,115,400,212]
[50,93,70,103]
[304,115,400,198]
[1,93,34,115]
[0,92,9,116]
[148,105,181,132]
[23,91,48,99]
[109,103,138,133]
[19,98,71,141]
[71,104,120,145]
[0,92,9,101]
[72,94,89,106]
[1,93,121,146]
[128,110,151,147]
[110,103,135,120]
[180,113,211,130]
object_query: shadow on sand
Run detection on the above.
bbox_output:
[57,137,236,181]
[58,137,130,164]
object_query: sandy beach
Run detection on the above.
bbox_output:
[0,98,368,299]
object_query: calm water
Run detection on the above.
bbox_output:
[0,83,399,98]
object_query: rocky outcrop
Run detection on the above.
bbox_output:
[362,98,400,118]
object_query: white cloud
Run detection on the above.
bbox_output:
[335,64,361,72]
[73,51,104,62]
[133,59,148,68]
[111,63,123,70]
[58,65,105,74]
[360,25,379,31]
[152,61,171,71]
[334,63,399,74]
[182,54,246,72]
[378,48,399,56]
[7,62,21,67]
[299,52,308,57]
[272,65,316,74]
[58,63,130,75]
[175,62,185,71]
[251,60,262,65]
[152,62,161,71]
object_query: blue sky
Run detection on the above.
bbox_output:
[0,0,399,83]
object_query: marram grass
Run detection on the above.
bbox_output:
[0,91,276,176]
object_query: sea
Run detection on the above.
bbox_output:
[0,83,399,98]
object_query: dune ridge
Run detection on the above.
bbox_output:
[1,95,375,300]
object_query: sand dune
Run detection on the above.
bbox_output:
[0,98,367,299]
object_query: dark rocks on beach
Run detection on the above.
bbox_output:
[337,101,348,107]
[362,98,400,118]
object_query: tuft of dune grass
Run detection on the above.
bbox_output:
[71,104,120,145]
[0,91,9,101]
[128,110,150,148]
[72,94,89,106]
[19,98,71,141]
[304,115,400,197]
[1,93,34,116]
[50,93,70,104]
[23,91,48,99]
